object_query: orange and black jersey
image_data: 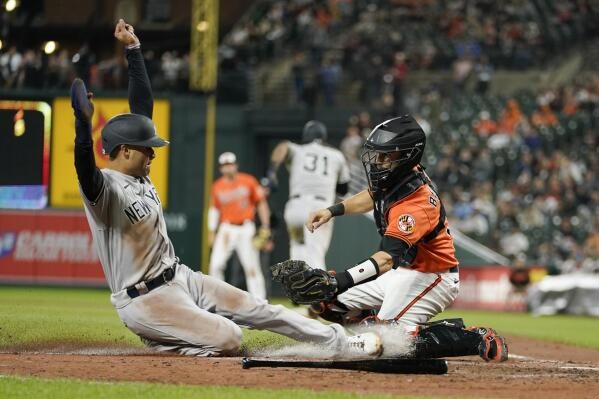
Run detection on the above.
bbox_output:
[374,175,457,273]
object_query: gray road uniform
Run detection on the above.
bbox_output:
[73,47,349,357]
[284,141,350,270]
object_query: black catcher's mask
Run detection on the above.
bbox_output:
[361,115,426,197]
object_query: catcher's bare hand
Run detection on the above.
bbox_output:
[270,259,338,304]
[114,18,140,46]
[305,208,332,233]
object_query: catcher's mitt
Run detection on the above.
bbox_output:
[270,260,338,304]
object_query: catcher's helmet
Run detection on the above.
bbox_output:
[302,120,328,143]
[361,115,426,196]
[102,113,169,156]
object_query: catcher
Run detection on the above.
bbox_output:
[272,115,508,362]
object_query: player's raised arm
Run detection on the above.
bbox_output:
[264,141,289,190]
[114,19,153,118]
[71,78,103,202]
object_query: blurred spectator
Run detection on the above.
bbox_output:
[161,51,183,90]
[17,50,43,88]
[474,55,493,94]
[357,111,372,138]
[291,51,306,104]
[391,52,409,111]
[318,55,342,105]
[340,125,363,162]
[496,98,525,134]
[520,123,542,152]
[72,44,94,86]
[531,104,558,127]
[499,224,530,259]
[581,231,599,273]
[452,54,473,93]
[0,46,22,88]
[473,111,497,136]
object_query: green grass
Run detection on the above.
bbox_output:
[0,286,294,352]
[0,287,142,349]
[1,286,598,350]
[0,375,417,399]
[1,286,598,399]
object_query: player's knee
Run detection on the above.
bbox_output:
[214,324,242,354]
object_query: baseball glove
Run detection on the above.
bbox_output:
[252,227,272,250]
[270,260,338,304]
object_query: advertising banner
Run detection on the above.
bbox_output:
[0,210,105,285]
[0,101,52,209]
[50,97,170,208]
[453,266,526,311]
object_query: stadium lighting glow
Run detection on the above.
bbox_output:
[43,41,57,55]
[14,109,25,137]
[5,0,17,12]
[196,21,209,32]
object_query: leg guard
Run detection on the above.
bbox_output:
[412,319,481,359]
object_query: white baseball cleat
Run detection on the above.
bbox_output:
[346,332,383,357]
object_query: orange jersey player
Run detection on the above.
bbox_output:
[304,115,508,363]
[211,167,265,225]
[208,151,270,299]
[381,179,457,274]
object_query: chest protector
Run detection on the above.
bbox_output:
[373,168,447,265]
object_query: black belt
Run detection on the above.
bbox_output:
[449,265,459,273]
[290,194,327,201]
[127,264,177,298]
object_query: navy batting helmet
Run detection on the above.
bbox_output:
[361,115,426,196]
[101,113,169,156]
[302,120,328,143]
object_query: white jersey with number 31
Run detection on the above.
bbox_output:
[287,141,350,203]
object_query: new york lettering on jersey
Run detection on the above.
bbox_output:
[82,169,175,293]
[122,178,162,224]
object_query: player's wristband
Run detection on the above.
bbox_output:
[327,202,345,217]
[335,258,380,293]
[126,43,141,50]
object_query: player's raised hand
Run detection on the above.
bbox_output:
[114,18,140,46]
[305,208,332,233]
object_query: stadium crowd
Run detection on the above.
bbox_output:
[2,0,597,276]
[223,0,597,69]
[221,0,598,106]
[5,0,597,103]
[0,44,190,92]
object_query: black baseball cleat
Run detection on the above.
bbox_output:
[467,327,509,362]
[70,78,94,122]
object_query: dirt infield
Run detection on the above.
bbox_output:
[1,336,598,398]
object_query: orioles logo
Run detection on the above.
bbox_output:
[397,214,415,234]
